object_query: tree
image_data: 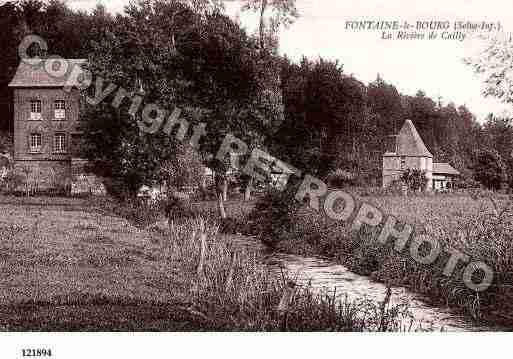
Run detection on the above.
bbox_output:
[0,131,13,154]
[241,0,298,52]
[481,115,513,188]
[465,35,513,104]
[162,143,204,192]
[400,168,428,192]
[404,91,439,151]
[362,75,405,182]
[0,1,28,133]
[0,0,113,133]
[276,57,366,179]
[367,75,404,136]
[465,36,513,186]
[238,0,294,199]
[81,0,281,217]
[473,149,508,190]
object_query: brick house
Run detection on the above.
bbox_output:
[383,120,460,191]
[8,59,87,191]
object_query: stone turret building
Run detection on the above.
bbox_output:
[383,120,460,191]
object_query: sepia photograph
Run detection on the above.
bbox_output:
[0,0,512,357]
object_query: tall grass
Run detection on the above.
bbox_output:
[0,197,428,331]
[164,216,420,331]
[271,193,513,328]
[93,195,425,331]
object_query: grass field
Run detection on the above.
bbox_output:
[0,198,413,331]
[0,202,207,330]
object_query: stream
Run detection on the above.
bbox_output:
[230,235,496,332]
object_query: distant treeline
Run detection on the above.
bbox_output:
[1,0,511,189]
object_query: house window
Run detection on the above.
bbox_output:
[400,156,406,169]
[30,100,42,120]
[54,100,66,120]
[29,133,42,153]
[53,133,66,153]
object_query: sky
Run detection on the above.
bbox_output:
[64,0,513,122]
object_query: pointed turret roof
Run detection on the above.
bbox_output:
[396,120,433,158]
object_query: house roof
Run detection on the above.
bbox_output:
[433,162,460,176]
[396,120,433,158]
[8,59,87,88]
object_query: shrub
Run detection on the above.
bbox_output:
[0,131,13,154]
[327,169,357,188]
[102,177,137,200]
[160,143,204,193]
[1,168,23,194]
[386,179,405,194]
[108,198,164,228]
[400,168,427,191]
[454,176,481,190]
[164,195,196,222]
[247,182,303,246]
[473,149,507,191]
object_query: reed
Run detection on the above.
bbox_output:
[0,198,423,331]
[165,216,421,331]
[274,192,513,328]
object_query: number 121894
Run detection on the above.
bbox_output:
[22,349,52,357]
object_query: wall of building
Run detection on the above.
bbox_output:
[13,87,81,162]
[14,160,70,190]
[382,155,401,188]
[425,157,433,191]
[13,87,81,186]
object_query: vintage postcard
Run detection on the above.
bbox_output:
[0,0,512,357]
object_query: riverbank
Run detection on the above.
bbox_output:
[266,193,513,330]
[152,193,513,329]
[0,200,412,331]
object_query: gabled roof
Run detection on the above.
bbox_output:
[396,120,433,158]
[8,59,86,88]
[433,162,460,176]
